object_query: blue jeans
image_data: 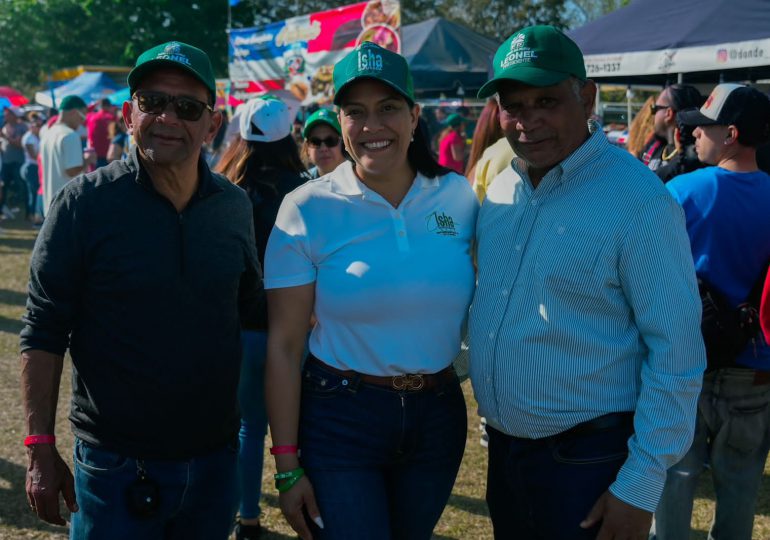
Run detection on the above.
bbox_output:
[652,368,770,540]
[1,160,22,210]
[237,330,268,520]
[20,162,39,217]
[486,414,634,540]
[70,438,238,539]
[298,359,467,540]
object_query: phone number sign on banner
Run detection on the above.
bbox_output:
[228,0,401,106]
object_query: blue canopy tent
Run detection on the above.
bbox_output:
[568,0,770,85]
[402,18,498,97]
[34,71,122,108]
[108,87,131,106]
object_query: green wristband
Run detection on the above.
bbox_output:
[274,467,304,481]
[276,473,303,493]
[275,467,305,492]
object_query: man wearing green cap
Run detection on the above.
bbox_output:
[39,95,95,215]
[20,41,266,539]
[469,25,705,539]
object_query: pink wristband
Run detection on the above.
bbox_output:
[270,445,298,455]
[24,435,56,446]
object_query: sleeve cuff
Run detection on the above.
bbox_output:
[609,463,665,513]
[264,273,316,290]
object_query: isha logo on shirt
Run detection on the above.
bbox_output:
[426,211,458,236]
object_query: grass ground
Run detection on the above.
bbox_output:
[0,217,768,539]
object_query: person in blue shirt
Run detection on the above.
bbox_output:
[471,25,705,540]
[653,83,770,540]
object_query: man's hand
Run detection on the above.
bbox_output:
[580,490,652,540]
[26,444,78,525]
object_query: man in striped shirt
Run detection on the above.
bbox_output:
[470,26,706,539]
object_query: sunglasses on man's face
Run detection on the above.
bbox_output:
[650,104,671,115]
[307,136,340,148]
[133,91,213,121]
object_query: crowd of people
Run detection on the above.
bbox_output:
[13,23,770,540]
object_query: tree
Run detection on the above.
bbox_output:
[569,0,631,26]
[0,0,576,95]
[0,0,229,93]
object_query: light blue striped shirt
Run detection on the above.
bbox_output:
[469,123,706,512]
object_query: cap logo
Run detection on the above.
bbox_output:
[510,33,526,50]
[357,49,383,72]
[156,41,191,67]
[704,94,715,109]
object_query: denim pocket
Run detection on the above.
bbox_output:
[74,440,131,475]
[551,428,631,465]
[301,364,351,398]
[727,395,770,454]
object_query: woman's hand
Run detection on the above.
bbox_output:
[279,476,323,540]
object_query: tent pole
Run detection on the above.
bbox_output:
[626,86,632,129]
[595,83,601,121]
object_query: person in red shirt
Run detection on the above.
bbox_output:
[438,113,467,174]
[86,98,117,168]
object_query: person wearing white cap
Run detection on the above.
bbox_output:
[653,83,770,540]
[215,95,307,540]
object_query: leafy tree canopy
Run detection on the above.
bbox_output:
[1,0,622,94]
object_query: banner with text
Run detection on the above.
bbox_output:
[228,0,401,106]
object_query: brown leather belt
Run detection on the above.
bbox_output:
[307,354,456,392]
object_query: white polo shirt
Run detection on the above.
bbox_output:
[265,160,478,376]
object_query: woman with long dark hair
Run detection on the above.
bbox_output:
[263,42,478,540]
[215,96,307,540]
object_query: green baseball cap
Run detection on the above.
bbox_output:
[303,108,341,138]
[59,95,87,111]
[444,113,466,127]
[128,41,216,99]
[478,25,586,98]
[333,41,414,106]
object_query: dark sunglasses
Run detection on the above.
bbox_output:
[307,136,340,148]
[650,104,671,114]
[133,91,213,121]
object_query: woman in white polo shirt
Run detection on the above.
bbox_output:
[264,42,478,540]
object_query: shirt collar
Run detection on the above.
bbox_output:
[511,119,607,186]
[130,145,223,198]
[330,160,440,197]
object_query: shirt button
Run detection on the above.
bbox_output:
[531,199,538,206]
[515,244,522,251]
[557,225,566,235]
[399,231,406,237]
[488,331,495,339]
[501,289,508,296]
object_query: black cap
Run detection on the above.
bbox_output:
[678,84,770,146]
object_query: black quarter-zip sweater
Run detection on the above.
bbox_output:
[20,148,267,460]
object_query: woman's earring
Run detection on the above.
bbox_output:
[410,131,415,142]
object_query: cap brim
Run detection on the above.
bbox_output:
[303,118,341,138]
[477,67,571,98]
[677,108,718,127]
[333,76,413,107]
[128,59,215,96]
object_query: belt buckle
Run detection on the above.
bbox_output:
[391,374,424,391]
